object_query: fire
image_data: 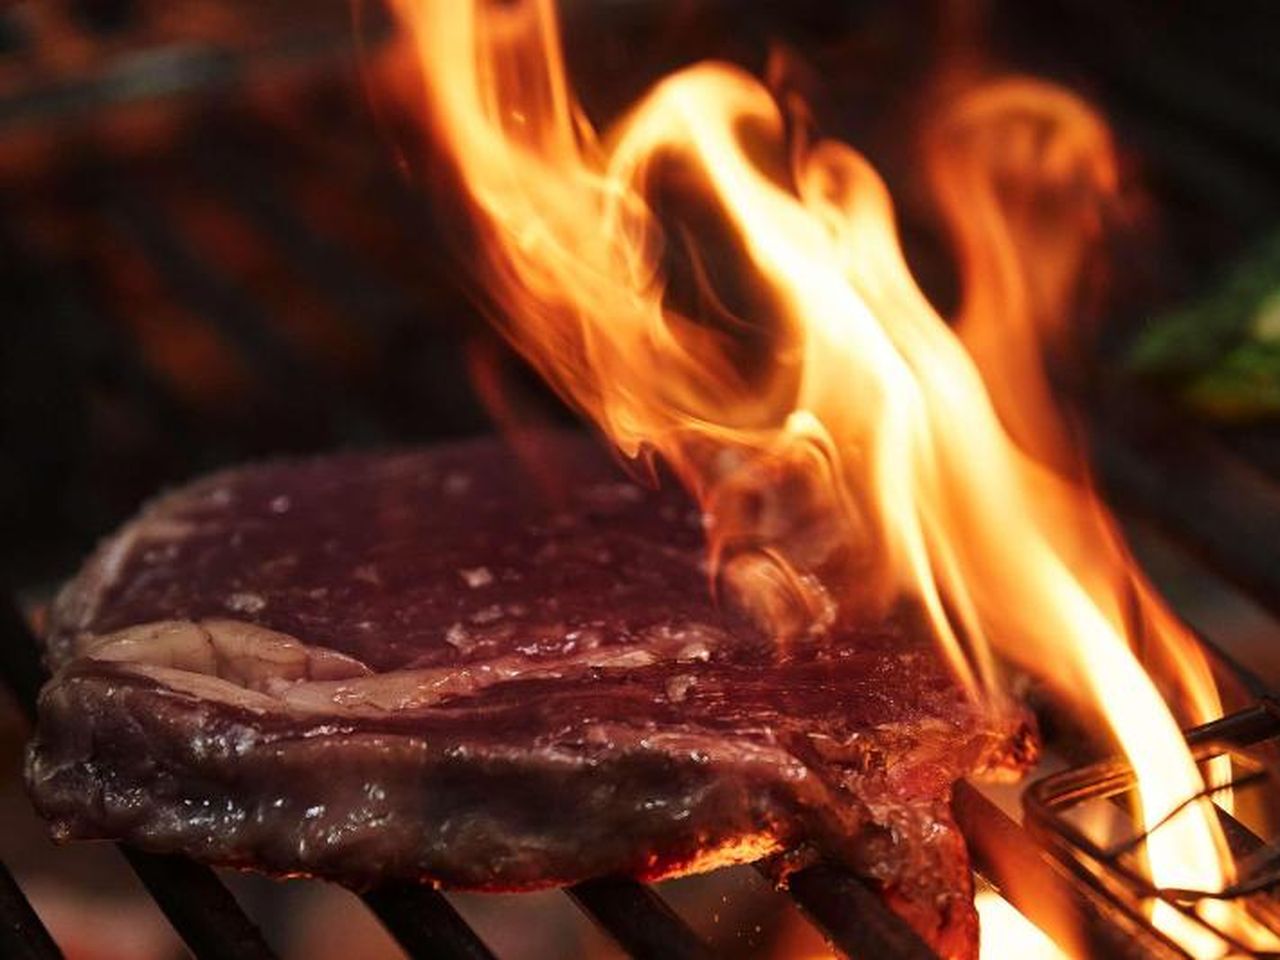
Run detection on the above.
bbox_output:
[389,0,1266,953]
[976,890,1066,960]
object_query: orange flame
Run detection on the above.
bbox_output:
[976,890,1067,960]
[925,80,1227,740]
[390,0,1267,953]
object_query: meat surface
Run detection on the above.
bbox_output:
[25,434,1034,959]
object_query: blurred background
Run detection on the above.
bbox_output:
[1,1,1278,957]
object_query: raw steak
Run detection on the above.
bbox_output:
[25,434,1034,959]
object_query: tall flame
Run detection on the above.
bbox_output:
[390,0,1264,953]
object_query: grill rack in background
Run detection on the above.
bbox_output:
[5,0,1280,592]
[1024,700,1280,960]
[3,1,1280,958]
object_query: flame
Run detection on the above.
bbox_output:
[389,0,1267,953]
[976,890,1067,960]
[924,79,1228,743]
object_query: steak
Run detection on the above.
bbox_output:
[25,434,1033,959]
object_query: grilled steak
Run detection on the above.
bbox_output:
[26,434,1033,959]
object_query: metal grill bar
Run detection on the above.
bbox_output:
[953,781,1172,960]
[120,850,278,960]
[362,882,497,960]
[0,26,360,135]
[568,877,716,960]
[1021,699,1280,958]
[0,861,62,960]
[783,862,938,960]
[1024,691,1280,960]
[101,183,333,402]
[187,142,415,333]
[0,595,279,960]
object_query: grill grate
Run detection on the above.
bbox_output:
[1025,702,1280,959]
[361,882,500,960]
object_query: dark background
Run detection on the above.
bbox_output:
[2,0,1279,594]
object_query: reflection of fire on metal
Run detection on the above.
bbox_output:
[388,0,1279,953]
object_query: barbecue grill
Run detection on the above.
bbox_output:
[3,1,1280,958]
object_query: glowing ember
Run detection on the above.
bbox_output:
[389,0,1271,953]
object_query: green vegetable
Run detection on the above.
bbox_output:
[1130,233,1280,420]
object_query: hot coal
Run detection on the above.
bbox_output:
[25,434,1034,959]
